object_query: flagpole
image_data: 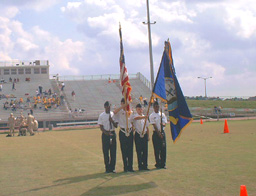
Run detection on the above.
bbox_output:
[124,90,129,136]
[141,93,153,136]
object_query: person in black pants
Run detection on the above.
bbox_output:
[132,104,149,171]
[149,101,167,169]
[98,101,118,173]
[114,98,134,172]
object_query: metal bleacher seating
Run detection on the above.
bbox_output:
[0,79,67,123]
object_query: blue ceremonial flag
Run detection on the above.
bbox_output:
[153,40,193,143]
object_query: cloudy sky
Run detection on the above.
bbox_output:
[0,0,255,97]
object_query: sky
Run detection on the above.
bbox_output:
[0,0,255,97]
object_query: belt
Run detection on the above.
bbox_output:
[120,128,132,134]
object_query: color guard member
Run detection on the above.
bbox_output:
[149,101,167,169]
[114,98,134,172]
[98,101,118,173]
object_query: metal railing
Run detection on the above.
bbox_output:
[0,60,49,67]
[49,72,152,90]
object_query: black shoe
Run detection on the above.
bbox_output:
[155,164,161,169]
[161,166,167,169]
[143,167,149,171]
[124,169,128,172]
[105,170,110,173]
[128,169,135,172]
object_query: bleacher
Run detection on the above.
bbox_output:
[0,60,152,125]
[62,77,152,117]
[0,79,67,122]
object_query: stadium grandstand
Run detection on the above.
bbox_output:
[0,60,152,129]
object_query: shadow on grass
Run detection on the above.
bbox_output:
[81,182,157,196]
[28,172,129,192]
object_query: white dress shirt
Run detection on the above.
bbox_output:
[98,111,116,131]
[131,113,149,135]
[114,109,132,133]
[149,112,167,132]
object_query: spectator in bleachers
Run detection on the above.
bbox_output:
[0,84,2,92]
[34,100,38,108]
[48,88,52,95]
[4,101,8,110]
[30,108,33,115]
[12,82,16,90]
[139,95,143,104]
[61,82,65,91]
[72,90,75,101]
[44,105,48,111]
[14,78,16,83]
[38,85,43,95]
[26,97,31,103]
[9,77,12,82]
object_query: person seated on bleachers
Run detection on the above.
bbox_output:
[4,101,9,110]
[34,100,38,108]
[10,100,14,106]
[0,78,5,83]
[43,90,48,96]
[44,104,48,111]
[11,103,17,111]
[26,97,31,103]
[19,97,24,104]
[48,88,52,95]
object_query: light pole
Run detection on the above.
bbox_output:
[197,76,212,98]
[143,0,156,90]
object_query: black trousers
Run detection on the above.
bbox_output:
[152,131,166,168]
[102,132,116,172]
[135,132,148,170]
[119,130,133,171]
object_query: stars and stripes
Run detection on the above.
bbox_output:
[119,24,132,114]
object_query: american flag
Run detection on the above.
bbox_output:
[119,24,132,114]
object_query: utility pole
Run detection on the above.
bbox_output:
[143,0,156,90]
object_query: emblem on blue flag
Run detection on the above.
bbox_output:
[152,40,193,143]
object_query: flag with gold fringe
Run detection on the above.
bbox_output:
[153,40,193,143]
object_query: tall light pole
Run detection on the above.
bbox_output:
[143,0,156,90]
[198,76,212,98]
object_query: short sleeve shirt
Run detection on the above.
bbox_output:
[149,112,167,131]
[98,111,116,131]
[114,109,132,129]
[131,113,149,134]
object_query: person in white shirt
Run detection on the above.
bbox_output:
[98,101,118,173]
[132,104,149,171]
[113,98,134,172]
[149,101,167,169]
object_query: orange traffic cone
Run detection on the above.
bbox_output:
[240,185,248,196]
[224,119,229,133]
[200,118,203,124]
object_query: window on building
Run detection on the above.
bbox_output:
[34,68,40,74]
[18,68,24,74]
[11,69,17,75]
[25,68,31,74]
[41,68,47,74]
[4,69,10,75]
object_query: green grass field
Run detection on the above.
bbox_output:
[187,100,256,109]
[1,120,256,196]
